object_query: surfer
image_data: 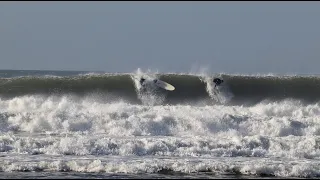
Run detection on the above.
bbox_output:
[213,78,224,88]
[140,78,146,86]
[140,78,158,86]
[140,77,175,91]
[139,78,148,93]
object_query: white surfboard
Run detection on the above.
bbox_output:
[154,79,175,91]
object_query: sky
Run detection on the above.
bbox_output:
[0,1,320,74]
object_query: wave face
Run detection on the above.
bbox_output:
[0,70,320,178]
[1,70,320,105]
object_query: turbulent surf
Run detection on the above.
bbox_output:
[0,69,319,178]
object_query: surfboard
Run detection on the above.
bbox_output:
[154,79,175,91]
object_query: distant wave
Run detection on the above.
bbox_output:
[0,73,320,105]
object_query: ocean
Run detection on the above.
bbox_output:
[0,69,319,179]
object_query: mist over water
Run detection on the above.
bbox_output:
[0,69,319,178]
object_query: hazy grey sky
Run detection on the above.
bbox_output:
[1,2,320,74]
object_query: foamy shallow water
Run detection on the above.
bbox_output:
[0,151,319,178]
[0,172,296,179]
[1,133,320,178]
[0,95,320,178]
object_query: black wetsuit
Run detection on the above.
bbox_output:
[140,78,146,85]
[140,78,158,85]
[213,78,224,88]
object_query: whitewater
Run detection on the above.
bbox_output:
[0,69,319,178]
